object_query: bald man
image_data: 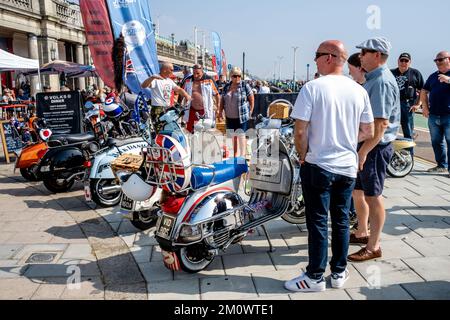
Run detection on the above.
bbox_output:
[285,40,374,293]
[142,63,191,131]
[420,51,450,176]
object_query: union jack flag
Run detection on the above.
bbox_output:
[150,134,191,192]
[122,49,143,95]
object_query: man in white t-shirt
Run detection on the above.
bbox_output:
[142,63,191,131]
[284,40,374,293]
[142,62,191,108]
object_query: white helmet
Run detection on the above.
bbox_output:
[121,173,156,202]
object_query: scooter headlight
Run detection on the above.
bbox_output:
[179,225,202,242]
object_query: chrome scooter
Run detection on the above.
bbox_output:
[148,109,305,273]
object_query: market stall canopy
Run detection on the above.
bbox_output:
[25,60,94,76]
[66,68,98,78]
[0,49,39,72]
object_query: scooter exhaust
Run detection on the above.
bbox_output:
[98,184,122,195]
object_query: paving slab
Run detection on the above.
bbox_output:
[133,230,158,247]
[173,257,225,281]
[104,283,148,300]
[346,284,414,300]
[148,279,200,300]
[352,259,424,287]
[241,236,289,254]
[0,277,41,299]
[403,221,450,237]
[402,256,450,281]
[139,261,174,283]
[222,252,276,275]
[0,245,23,260]
[12,244,68,260]
[5,232,53,244]
[60,277,104,300]
[404,207,450,222]
[31,277,67,300]
[375,239,423,260]
[251,269,303,298]
[0,265,29,279]
[402,280,450,300]
[404,236,450,257]
[200,275,258,300]
[130,246,152,264]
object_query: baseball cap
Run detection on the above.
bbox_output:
[399,53,411,60]
[356,37,392,55]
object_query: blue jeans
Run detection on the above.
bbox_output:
[428,114,450,170]
[400,100,415,139]
[400,100,415,155]
[300,163,356,280]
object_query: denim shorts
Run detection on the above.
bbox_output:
[355,143,394,197]
[226,118,249,132]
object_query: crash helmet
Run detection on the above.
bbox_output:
[103,97,124,119]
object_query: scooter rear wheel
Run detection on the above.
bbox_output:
[130,209,159,231]
[43,177,75,193]
[90,179,121,208]
[20,167,38,181]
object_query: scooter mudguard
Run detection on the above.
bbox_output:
[393,139,416,151]
[16,142,47,169]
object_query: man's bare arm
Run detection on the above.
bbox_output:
[174,86,191,104]
[420,89,430,118]
[357,118,388,170]
[294,120,309,162]
[358,122,374,142]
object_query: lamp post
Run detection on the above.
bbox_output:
[194,26,198,64]
[307,63,310,82]
[292,46,299,91]
[171,33,175,56]
[277,56,283,81]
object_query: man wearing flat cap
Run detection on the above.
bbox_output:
[391,53,424,147]
[348,37,400,262]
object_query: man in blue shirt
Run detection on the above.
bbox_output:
[420,51,450,176]
[348,37,401,262]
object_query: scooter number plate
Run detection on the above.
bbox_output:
[84,182,92,202]
[156,215,175,240]
[120,194,135,211]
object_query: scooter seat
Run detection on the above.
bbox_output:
[106,137,145,148]
[190,157,248,190]
[50,132,96,145]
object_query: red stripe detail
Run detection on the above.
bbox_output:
[300,281,305,289]
[182,187,233,222]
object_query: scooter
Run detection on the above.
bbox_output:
[14,118,53,181]
[387,138,416,178]
[112,105,227,230]
[146,106,305,273]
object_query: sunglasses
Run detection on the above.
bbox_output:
[232,75,242,78]
[399,59,410,63]
[361,49,378,56]
[315,52,337,60]
[434,57,449,63]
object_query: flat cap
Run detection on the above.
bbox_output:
[356,37,392,55]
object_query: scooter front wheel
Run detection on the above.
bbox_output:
[387,150,414,178]
[43,177,75,193]
[176,245,215,273]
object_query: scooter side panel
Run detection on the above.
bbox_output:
[15,142,47,169]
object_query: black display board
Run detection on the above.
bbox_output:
[0,121,23,163]
[36,91,82,134]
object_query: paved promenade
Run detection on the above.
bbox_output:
[0,158,449,300]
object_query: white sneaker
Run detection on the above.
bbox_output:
[331,269,349,289]
[284,272,326,292]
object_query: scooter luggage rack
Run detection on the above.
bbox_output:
[144,145,217,193]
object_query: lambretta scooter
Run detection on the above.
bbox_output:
[147,106,305,273]
[112,104,227,230]
[387,138,416,178]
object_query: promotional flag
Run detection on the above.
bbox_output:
[211,32,222,76]
[79,0,116,89]
[211,55,218,81]
[105,0,160,93]
[221,49,228,78]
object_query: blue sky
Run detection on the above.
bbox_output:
[150,0,449,80]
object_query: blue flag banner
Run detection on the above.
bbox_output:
[211,31,222,76]
[106,0,160,93]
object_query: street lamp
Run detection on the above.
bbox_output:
[171,33,175,55]
[277,56,283,81]
[292,46,299,90]
[307,64,310,82]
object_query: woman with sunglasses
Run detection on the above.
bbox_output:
[217,67,254,157]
